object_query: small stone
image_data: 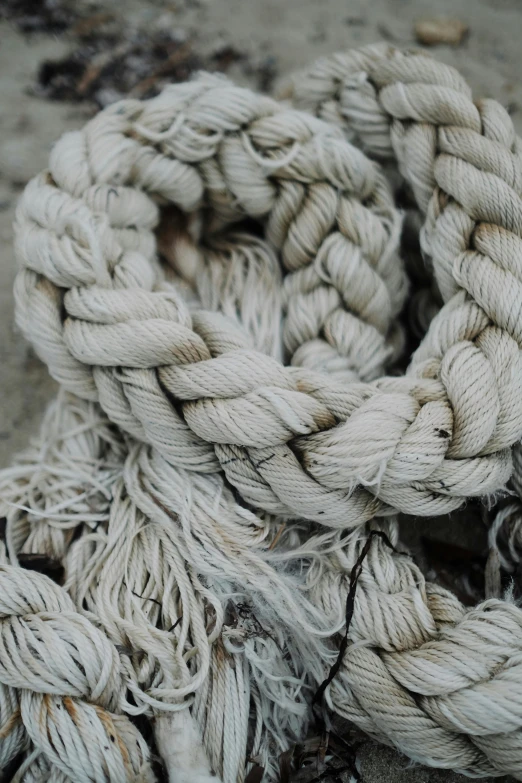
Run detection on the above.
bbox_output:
[414,17,469,46]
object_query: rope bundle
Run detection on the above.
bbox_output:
[3,42,522,780]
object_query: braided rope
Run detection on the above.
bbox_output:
[0,545,27,774]
[13,50,522,528]
[0,565,156,781]
[3,42,522,780]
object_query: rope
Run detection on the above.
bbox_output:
[0,565,156,781]
[13,53,521,522]
[2,42,522,780]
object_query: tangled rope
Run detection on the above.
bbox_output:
[3,41,522,780]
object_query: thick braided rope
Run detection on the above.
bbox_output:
[279,43,522,779]
[287,517,522,779]
[12,71,408,513]
[282,42,522,297]
[0,565,156,782]
[8,44,516,783]
[16,72,406,388]
[13,54,522,527]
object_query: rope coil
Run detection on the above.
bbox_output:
[3,42,522,780]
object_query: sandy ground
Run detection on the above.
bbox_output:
[1,0,521,780]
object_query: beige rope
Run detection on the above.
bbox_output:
[279,43,522,779]
[0,565,156,781]
[3,41,522,781]
[13,53,522,525]
[0,544,28,774]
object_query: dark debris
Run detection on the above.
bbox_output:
[35,30,276,107]
[422,536,487,605]
[2,1,279,107]
[18,552,65,583]
[276,730,365,782]
[36,31,203,106]
[0,0,82,33]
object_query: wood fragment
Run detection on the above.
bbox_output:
[245,765,265,783]
[77,43,130,96]
[414,18,469,46]
[130,43,193,98]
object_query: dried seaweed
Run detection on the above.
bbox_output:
[7,2,276,109]
[36,30,202,106]
[0,0,80,33]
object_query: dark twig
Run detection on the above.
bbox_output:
[312,531,397,711]
[130,588,162,607]
[301,530,402,783]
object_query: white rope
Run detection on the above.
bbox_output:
[3,41,522,781]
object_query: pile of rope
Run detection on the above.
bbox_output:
[2,41,522,781]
